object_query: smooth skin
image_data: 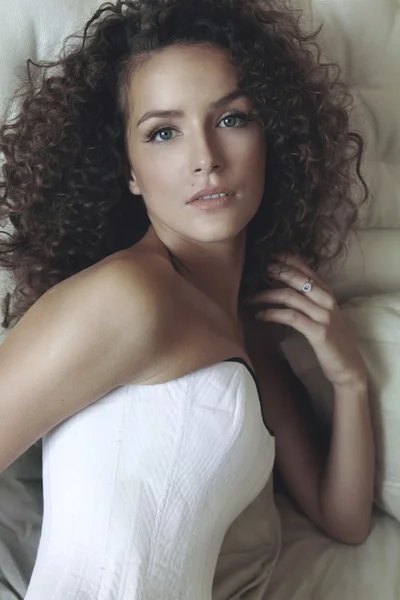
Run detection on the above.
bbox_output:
[0,43,374,544]
[244,254,374,544]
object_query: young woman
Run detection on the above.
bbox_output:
[0,0,374,597]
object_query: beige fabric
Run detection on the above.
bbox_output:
[213,478,281,600]
[268,494,400,600]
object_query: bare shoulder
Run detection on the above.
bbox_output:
[0,246,176,473]
[43,245,177,379]
[50,245,175,323]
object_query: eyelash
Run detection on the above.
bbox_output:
[144,110,255,143]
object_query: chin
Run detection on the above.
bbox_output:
[188,219,250,244]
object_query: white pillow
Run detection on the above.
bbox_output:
[278,293,400,521]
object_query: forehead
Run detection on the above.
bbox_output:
[127,44,241,115]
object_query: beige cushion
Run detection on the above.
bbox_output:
[279,293,400,521]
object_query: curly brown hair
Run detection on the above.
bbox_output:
[0,0,368,328]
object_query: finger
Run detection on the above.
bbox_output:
[266,265,335,311]
[274,254,329,292]
[249,288,329,324]
[255,307,324,342]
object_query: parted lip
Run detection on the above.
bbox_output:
[187,186,235,204]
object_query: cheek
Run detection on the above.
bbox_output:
[234,136,266,183]
[229,129,266,163]
[136,154,179,196]
[134,154,184,217]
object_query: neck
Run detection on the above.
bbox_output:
[145,226,247,323]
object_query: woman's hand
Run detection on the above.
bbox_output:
[245,254,374,544]
[247,254,367,392]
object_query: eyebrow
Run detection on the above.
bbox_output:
[136,89,247,128]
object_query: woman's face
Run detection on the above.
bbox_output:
[125,43,267,244]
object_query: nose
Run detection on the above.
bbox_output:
[190,131,224,175]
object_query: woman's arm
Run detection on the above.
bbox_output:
[0,256,172,474]
[321,379,373,542]
[244,254,375,545]
[253,349,374,545]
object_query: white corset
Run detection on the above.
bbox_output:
[25,358,275,600]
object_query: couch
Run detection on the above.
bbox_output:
[0,0,399,598]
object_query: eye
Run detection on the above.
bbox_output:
[146,127,178,143]
[218,112,250,128]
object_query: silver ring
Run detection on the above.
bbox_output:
[301,278,313,294]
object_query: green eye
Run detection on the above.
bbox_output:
[156,129,174,141]
[146,127,177,143]
[146,111,251,143]
[223,116,240,127]
[219,112,249,128]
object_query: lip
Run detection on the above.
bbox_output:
[187,186,235,204]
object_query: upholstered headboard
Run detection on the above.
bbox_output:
[1,0,399,304]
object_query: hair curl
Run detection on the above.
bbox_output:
[0,0,368,328]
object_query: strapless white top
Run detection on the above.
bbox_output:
[25,357,275,600]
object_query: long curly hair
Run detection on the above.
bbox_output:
[0,0,368,328]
